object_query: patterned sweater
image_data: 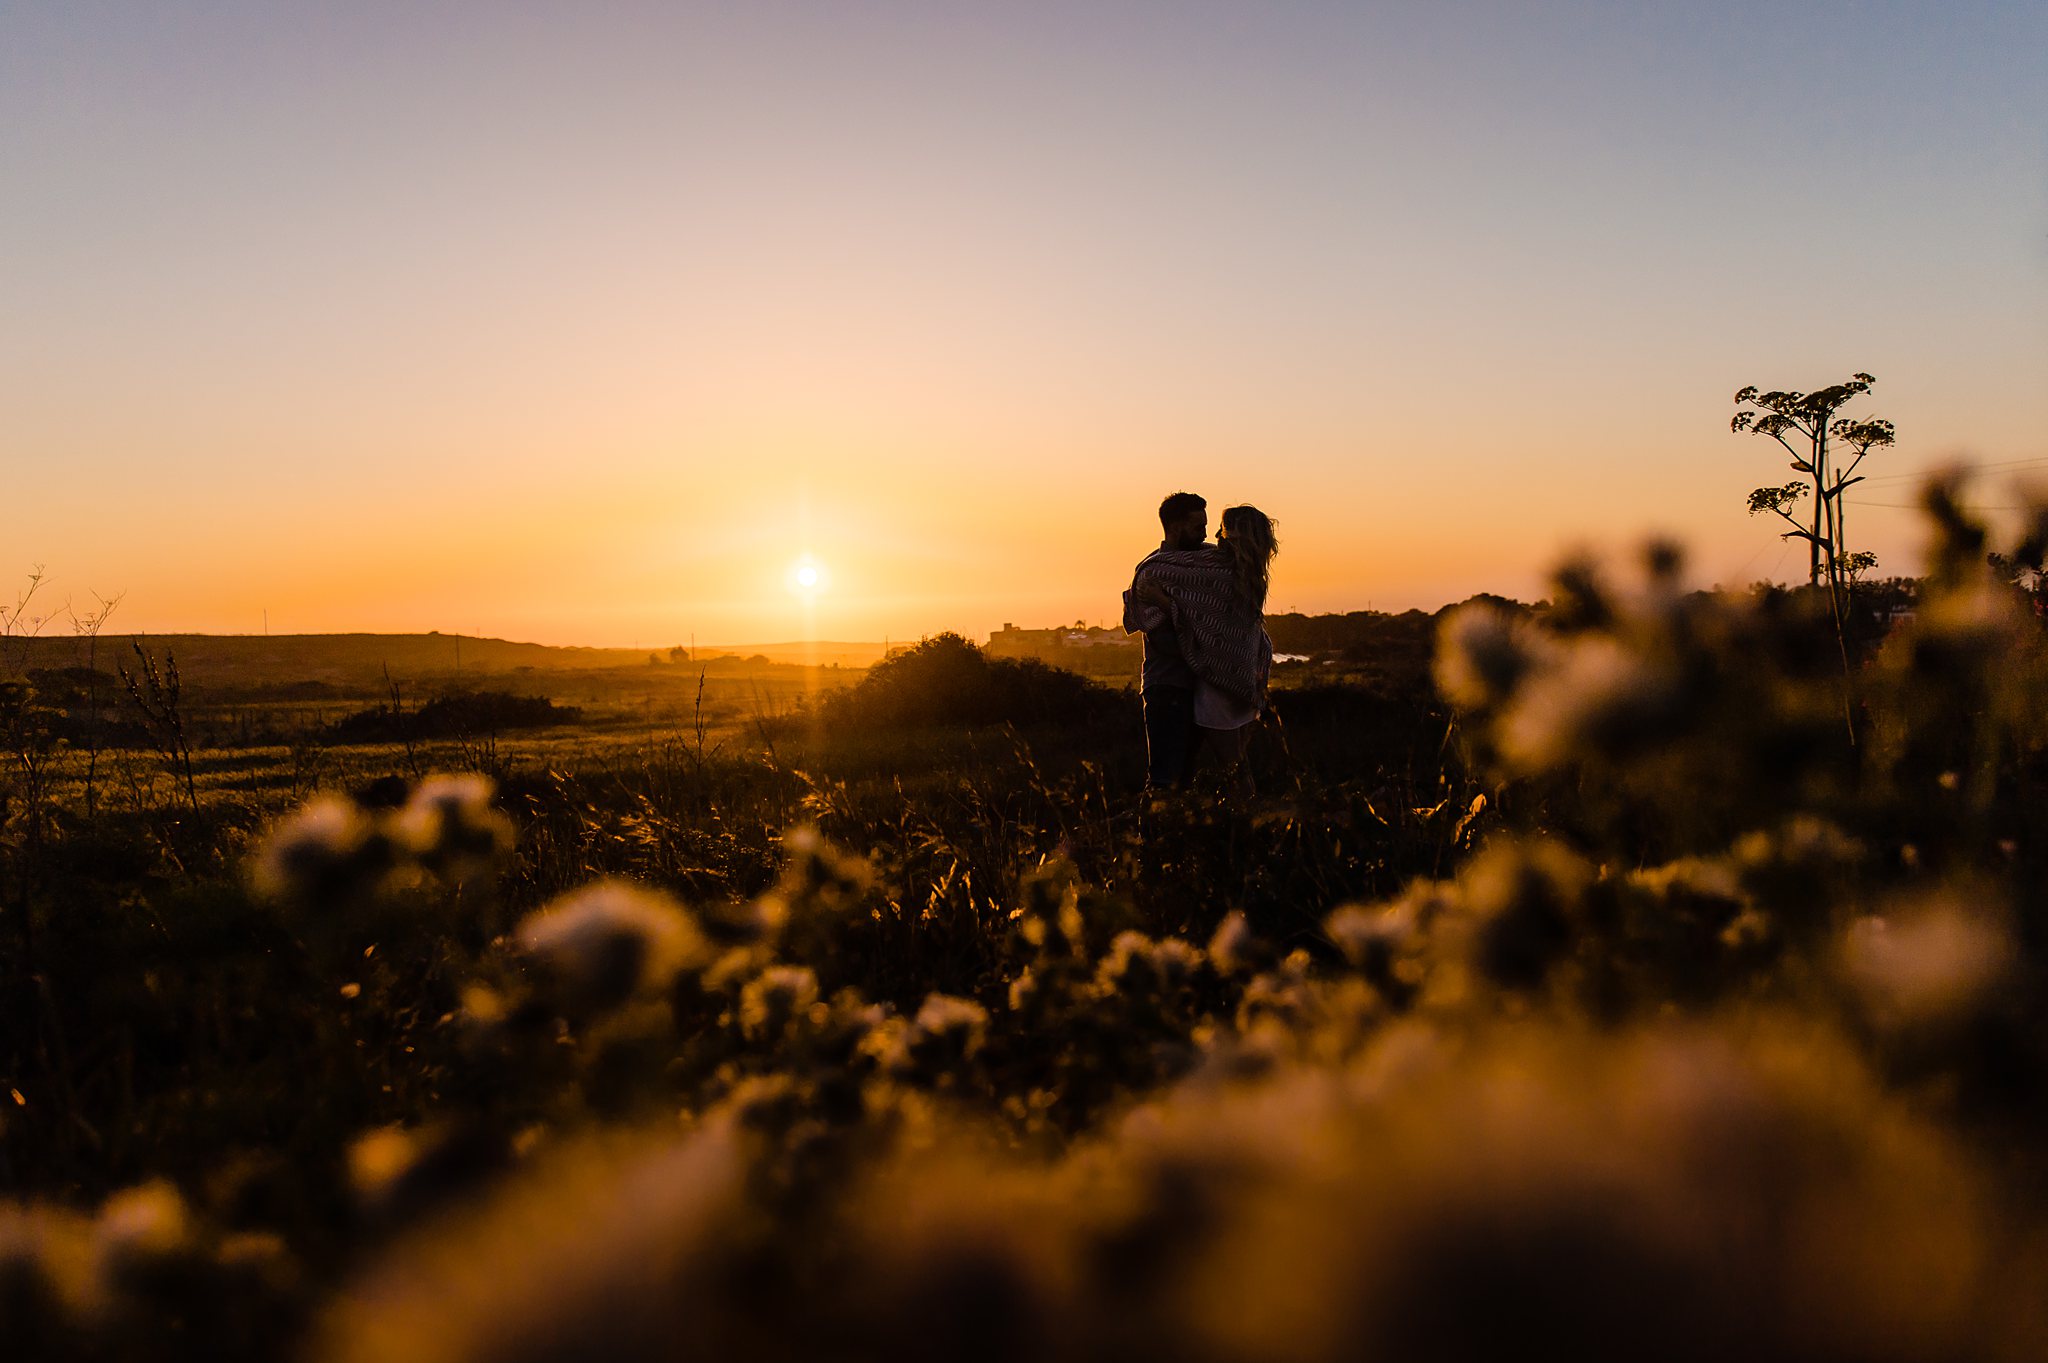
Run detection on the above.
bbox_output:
[1132,546,1272,705]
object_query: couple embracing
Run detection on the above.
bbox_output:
[1121,492,1279,793]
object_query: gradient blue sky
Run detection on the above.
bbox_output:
[4,1,2043,644]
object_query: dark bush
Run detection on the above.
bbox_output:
[26,665,118,703]
[823,633,1115,731]
[330,689,581,743]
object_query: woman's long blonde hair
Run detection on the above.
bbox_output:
[1221,505,1278,612]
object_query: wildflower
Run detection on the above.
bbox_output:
[1496,633,1679,771]
[1207,912,1275,977]
[249,796,397,908]
[348,1126,422,1209]
[459,983,508,1025]
[1016,857,1086,959]
[715,1074,810,1134]
[1328,883,1450,1003]
[313,1128,747,1363]
[859,1013,916,1073]
[394,774,514,880]
[1547,554,1615,631]
[1734,816,1861,870]
[1150,937,1204,985]
[1095,931,1203,998]
[1433,603,1533,710]
[346,1122,523,1224]
[516,881,707,1012]
[1236,950,1317,1030]
[805,990,888,1070]
[901,993,989,1074]
[1192,1016,1289,1083]
[765,825,873,919]
[86,1180,194,1313]
[91,1181,188,1269]
[1843,901,2013,1027]
[1458,841,1593,992]
[1628,856,1741,906]
[347,1121,516,1220]
[915,993,988,1042]
[1326,901,1408,969]
[1718,906,1774,954]
[1325,901,1416,985]
[1729,819,1863,939]
[738,966,820,1041]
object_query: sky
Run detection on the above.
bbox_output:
[4,1,2044,646]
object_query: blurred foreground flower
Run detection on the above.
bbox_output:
[249,796,397,908]
[394,774,515,880]
[1842,898,2015,1029]
[250,774,516,908]
[516,881,707,1013]
[314,1127,749,1363]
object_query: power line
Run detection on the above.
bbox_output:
[1845,499,2031,511]
[1857,455,2048,486]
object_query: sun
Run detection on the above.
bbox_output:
[787,555,830,598]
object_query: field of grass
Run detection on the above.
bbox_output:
[5,486,2048,1362]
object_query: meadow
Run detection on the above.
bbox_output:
[4,478,2048,1362]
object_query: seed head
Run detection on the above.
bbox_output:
[516,881,706,1012]
[250,796,397,908]
[87,1180,193,1311]
[395,774,514,880]
[1207,911,1274,977]
[1497,634,1676,771]
[904,993,990,1072]
[1434,604,1532,711]
[1843,902,2013,1027]
[1096,931,1202,997]
[738,966,820,1041]
[772,825,874,913]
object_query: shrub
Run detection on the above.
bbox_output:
[822,633,1114,731]
[330,689,581,743]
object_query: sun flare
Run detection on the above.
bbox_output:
[787,555,829,598]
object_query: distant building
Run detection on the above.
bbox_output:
[986,621,1139,662]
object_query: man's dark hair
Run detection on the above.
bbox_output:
[1158,492,1205,529]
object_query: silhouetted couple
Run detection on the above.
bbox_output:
[1122,492,1278,794]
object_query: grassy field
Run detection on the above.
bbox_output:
[6,491,2048,1362]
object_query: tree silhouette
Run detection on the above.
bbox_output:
[1733,373,1894,594]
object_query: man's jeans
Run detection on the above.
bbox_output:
[1143,685,1198,790]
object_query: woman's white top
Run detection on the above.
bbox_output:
[1195,680,1262,731]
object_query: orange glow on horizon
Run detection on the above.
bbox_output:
[3,7,2040,648]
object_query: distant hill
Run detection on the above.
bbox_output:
[3,604,1531,692]
[4,632,888,687]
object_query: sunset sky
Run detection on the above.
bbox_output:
[5,1,2044,647]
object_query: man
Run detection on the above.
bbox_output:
[1123,491,1206,789]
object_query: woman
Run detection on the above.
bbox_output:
[1131,504,1278,791]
